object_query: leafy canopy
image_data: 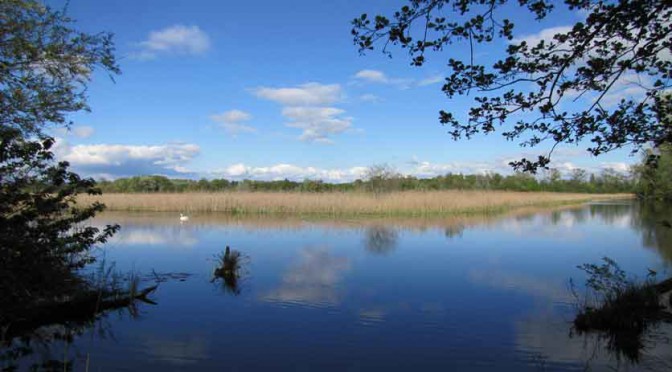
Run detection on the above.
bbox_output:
[0,0,120,311]
[0,0,119,137]
[352,0,672,172]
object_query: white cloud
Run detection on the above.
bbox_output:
[212,163,368,183]
[599,73,653,107]
[212,110,251,123]
[282,106,352,143]
[417,74,444,86]
[359,94,382,103]
[253,82,354,143]
[206,157,633,183]
[353,69,413,89]
[354,69,442,89]
[262,248,351,307]
[512,26,573,47]
[354,69,388,83]
[72,126,94,138]
[54,139,200,178]
[512,24,668,109]
[54,125,95,138]
[599,162,631,173]
[409,159,497,177]
[254,83,342,106]
[135,25,210,59]
[210,110,256,136]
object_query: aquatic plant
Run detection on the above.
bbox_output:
[571,257,672,362]
[212,246,248,295]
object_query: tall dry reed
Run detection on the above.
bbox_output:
[80,191,632,216]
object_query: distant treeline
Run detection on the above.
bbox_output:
[97,168,634,194]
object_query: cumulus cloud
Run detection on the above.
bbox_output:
[207,156,633,183]
[213,163,368,183]
[409,159,498,177]
[253,82,354,143]
[135,25,210,60]
[282,106,352,143]
[254,83,342,106]
[54,139,200,178]
[408,152,634,178]
[210,109,256,136]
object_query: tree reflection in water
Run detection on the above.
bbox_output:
[569,203,672,368]
[631,202,672,265]
[1,301,146,371]
[364,226,398,255]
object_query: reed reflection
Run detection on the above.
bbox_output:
[211,246,247,296]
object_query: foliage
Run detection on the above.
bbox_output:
[364,164,403,194]
[0,0,119,319]
[0,128,119,315]
[633,144,672,201]
[97,169,634,194]
[572,257,670,363]
[0,0,119,137]
[351,0,672,172]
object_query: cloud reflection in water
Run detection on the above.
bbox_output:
[262,247,350,308]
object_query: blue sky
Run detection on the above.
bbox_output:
[49,0,640,182]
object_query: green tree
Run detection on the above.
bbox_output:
[364,163,403,193]
[0,0,120,316]
[634,145,672,201]
[1,0,119,137]
[0,129,117,311]
[352,0,671,172]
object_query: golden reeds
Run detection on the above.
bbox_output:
[80,191,632,217]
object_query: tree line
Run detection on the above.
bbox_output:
[97,167,635,194]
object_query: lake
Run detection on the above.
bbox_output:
[3,201,672,371]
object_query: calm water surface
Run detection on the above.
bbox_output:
[4,201,672,371]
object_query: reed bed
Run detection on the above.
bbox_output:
[80,191,632,217]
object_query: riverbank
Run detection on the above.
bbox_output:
[81,191,633,216]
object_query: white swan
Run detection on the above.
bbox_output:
[179,213,189,222]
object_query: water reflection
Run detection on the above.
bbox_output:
[141,334,210,366]
[364,226,398,255]
[517,314,672,371]
[0,307,136,371]
[5,201,672,370]
[631,203,672,264]
[444,224,465,238]
[262,247,350,307]
[211,246,247,295]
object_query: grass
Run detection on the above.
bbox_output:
[80,190,632,216]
